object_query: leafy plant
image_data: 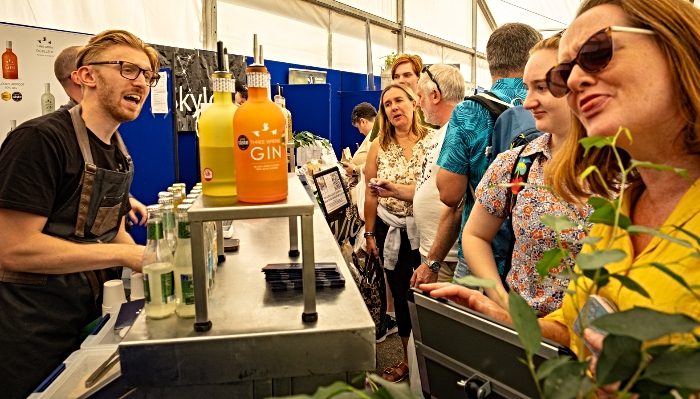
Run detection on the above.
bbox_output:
[463,127,700,397]
[293,130,332,150]
[380,52,399,72]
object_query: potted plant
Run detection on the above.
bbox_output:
[380,52,398,90]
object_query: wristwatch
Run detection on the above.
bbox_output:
[425,259,441,273]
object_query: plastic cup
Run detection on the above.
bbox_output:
[102,279,127,310]
[130,272,145,300]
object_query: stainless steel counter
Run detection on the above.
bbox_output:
[118,178,375,396]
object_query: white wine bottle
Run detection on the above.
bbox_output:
[41,83,55,115]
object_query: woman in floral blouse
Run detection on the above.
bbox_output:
[461,33,593,317]
[364,83,434,382]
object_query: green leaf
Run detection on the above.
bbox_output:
[630,380,673,398]
[628,225,693,248]
[596,335,642,385]
[587,197,632,229]
[543,360,591,399]
[580,136,613,156]
[576,249,627,270]
[540,214,578,232]
[535,355,573,380]
[583,267,610,288]
[553,268,579,281]
[536,248,569,278]
[508,290,541,354]
[622,127,633,144]
[609,274,651,299]
[644,349,700,390]
[630,160,691,180]
[581,236,603,246]
[650,263,700,299]
[673,225,700,247]
[645,344,675,357]
[452,275,497,289]
[580,165,599,180]
[590,307,700,341]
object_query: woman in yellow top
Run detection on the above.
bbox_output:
[421,0,700,378]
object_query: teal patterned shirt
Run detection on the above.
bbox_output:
[436,78,528,265]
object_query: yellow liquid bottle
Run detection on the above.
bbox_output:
[234,63,288,203]
[198,70,238,199]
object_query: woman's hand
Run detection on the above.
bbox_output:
[366,236,380,258]
[584,329,633,399]
[420,283,514,325]
[341,161,356,176]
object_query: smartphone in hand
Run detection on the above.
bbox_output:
[368,183,387,191]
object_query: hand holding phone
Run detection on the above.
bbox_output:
[368,183,387,191]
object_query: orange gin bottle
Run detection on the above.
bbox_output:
[233,38,287,203]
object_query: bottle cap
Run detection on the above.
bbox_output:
[6,41,11,49]
[158,191,173,198]
[158,197,173,205]
[177,204,192,212]
[45,83,50,92]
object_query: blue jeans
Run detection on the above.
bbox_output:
[453,257,472,280]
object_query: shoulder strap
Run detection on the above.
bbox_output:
[467,92,509,124]
[505,147,540,216]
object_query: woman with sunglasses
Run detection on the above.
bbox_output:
[364,83,434,383]
[461,33,593,318]
[422,0,700,379]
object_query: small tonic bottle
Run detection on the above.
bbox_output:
[41,83,55,115]
[142,205,176,319]
[174,204,195,318]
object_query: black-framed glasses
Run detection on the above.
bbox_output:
[422,65,442,96]
[545,26,655,98]
[87,60,160,87]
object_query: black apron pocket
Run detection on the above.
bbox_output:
[90,196,122,236]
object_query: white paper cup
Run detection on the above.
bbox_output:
[130,272,145,300]
[103,279,127,309]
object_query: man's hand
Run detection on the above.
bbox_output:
[128,196,148,226]
[420,282,513,324]
[411,263,438,287]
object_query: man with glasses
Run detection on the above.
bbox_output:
[436,23,541,282]
[0,29,159,399]
[53,44,149,227]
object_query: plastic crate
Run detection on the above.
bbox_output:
[28,347,118,399]
[80,303,123,349]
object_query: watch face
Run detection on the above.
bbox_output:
[429,261,441,272]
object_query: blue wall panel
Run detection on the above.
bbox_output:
[338,91,382,155]
[119,68,176,245]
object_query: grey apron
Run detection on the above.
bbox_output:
[0,105,134,399]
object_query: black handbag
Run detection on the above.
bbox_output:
[353,252,386,334]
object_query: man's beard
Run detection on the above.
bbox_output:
[95,74,142,123]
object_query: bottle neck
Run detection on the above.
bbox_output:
[177,220,191,239]
[212,90,232,103]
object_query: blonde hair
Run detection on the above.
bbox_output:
[530,31,564,55]
[547,0,700,202]
[377,84,428,151]
[77,30,160,73]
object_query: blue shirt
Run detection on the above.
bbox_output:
[436,78,528,266]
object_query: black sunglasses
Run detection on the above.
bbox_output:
[422,65,442,96]
[87,60,160,87]
[545,26,655,98]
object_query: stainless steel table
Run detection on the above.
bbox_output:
[118,177,375,397]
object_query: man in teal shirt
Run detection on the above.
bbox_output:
[436,23,542,280]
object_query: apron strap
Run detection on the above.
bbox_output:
[69,105,97,237]
[0,270,47,284]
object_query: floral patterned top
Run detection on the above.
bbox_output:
[377,130,435,217]
[475,133,593,317]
